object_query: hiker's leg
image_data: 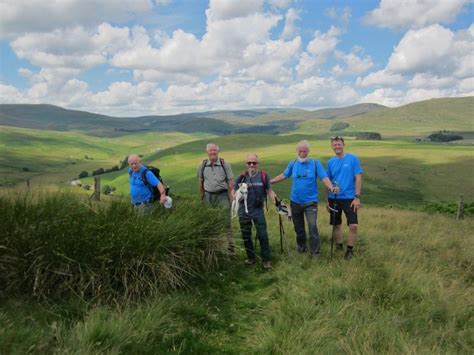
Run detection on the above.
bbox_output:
[329,198,343,244]
[254,215,271,262]
[304,202,320,254]
[239,217,256,260]
[290,202,307,251]
[340,199,358,247]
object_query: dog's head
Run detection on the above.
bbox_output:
[238,182,248,194]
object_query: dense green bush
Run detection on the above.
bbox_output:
[0,193,228,302]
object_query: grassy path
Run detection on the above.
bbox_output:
[1,208,473,354]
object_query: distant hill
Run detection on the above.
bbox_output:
[311,103,387,119]
[1,97,472,137]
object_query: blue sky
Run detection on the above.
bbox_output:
[0,0,472,116]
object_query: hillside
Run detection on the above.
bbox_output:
[295,96,474,137]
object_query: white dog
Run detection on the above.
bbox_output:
[232,183,249,218]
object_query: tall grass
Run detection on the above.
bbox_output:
[0,193,228,302]
[1,205,472,353]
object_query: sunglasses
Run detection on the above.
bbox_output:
[330,136,344,143]
[246,161,258,166]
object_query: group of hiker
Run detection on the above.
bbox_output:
[128,136,363,269]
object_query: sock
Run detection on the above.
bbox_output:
[347,245,354,251]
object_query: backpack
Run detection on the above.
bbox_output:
[130,166,169,201]
[200,158,229,182]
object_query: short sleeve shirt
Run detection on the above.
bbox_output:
[326,153,363,199]
[129,166,160,204]
[283,159,328,204]
[235,171,271,218]
[197,158,234,193]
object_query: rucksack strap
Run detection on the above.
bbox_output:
[201,158,229,183]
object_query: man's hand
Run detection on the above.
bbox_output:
[160,194,167,205]
[331,186,340,194]
[350,197,360,212]
[229,189,236,201]
[326,201,331,212]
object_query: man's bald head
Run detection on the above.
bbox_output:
[128,154,142,172]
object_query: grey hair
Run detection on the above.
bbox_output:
[206,142,220,152]
[296,140,310,151]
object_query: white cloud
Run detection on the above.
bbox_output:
[267,0,293,10]
[0,0,158,38]
[356,69,404,88]
[295,26,342,78]
[333,49,373,76]
[206,0,264,21]
[325,6,351,25]
[10,24,131,69]
[18,68,33,78]
[364,0,467,30]
[281,8,301,39]
[387,24,474,79]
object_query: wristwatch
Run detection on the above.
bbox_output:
[354,194,360,198]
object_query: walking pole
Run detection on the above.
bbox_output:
[330,183,338,260]
[279,213,283,254]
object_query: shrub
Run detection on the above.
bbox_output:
[427,133,463,142]
[0,193,228,302]
[92,168,105,176]
[102,185,116,195]
[78,171,88,179]
[355,132,382,140]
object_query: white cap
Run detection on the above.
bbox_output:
[164,196,173,209]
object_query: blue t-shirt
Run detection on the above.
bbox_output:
[283,159,328,204]
[235,171,271,218]
[327,153,363,199]
[129,166,160,204]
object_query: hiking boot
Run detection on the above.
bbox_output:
[262,261,272,270]
[344,249,354,260]
[297,245,307,253]
[245,258,256,266]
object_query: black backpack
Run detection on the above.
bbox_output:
[130,166,169,201]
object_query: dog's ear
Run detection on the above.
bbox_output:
[238,183,242,188]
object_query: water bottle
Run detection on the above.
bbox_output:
[164,196,173,209]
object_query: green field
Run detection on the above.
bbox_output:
[0,125,215,187]
[79,134,474,207]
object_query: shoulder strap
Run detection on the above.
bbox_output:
[200,159,208,179]
[141,167,149,185]
[261,170,267,186]
[220,158,228,182]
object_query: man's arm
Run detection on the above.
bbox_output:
[157,183,167,204]
[266,188,276,204]
[270,174,287,185]
[199,178,205,200]
[321,177,336,192]
[350,174,362,212]
[228,178,235,201]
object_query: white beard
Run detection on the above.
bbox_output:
[297,156,309,163]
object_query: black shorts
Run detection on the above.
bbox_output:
[328,198,358,226]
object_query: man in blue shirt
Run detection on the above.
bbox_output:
[271,140,337,259]
[128,154,167,216]
[326,136,363,260]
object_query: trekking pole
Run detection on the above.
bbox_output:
[279,213,283,254]
[330,182,338,260]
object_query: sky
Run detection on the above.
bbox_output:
[0,0,472,116]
